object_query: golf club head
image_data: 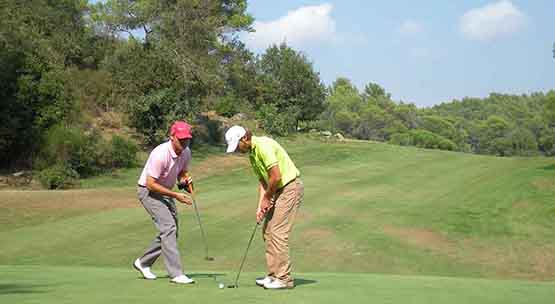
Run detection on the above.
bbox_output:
[205,257,215,261]
[227,284,237,288]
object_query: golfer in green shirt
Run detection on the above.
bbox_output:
[225,126,304,289]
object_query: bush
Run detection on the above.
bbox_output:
[539,129,555,156]
[389,133,412,146]
[410,129,456,151]
[257,104,296,136]
[214,94,249,118]
[36,125,101,177]
[38,164,80,189]
[36,125,139,185]
[335,110,358,135]
[109,135,138,168]
[128,88,200,146]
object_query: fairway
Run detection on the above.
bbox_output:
[1,266,554,304]
[1,138,555,303]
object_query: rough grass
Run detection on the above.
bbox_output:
[1,137,555,303]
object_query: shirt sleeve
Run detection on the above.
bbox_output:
[147,153,166,180]
[257,143,278,171]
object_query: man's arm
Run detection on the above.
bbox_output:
[257,179,267,208]
[263,165,281,202]
[146,176,191,205]
[256,165,281,223]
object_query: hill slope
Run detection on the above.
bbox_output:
[1,137,554,303]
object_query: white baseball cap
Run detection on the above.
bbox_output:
[225,125,247,153]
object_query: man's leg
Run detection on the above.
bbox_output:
[264,179,304,286]
[139,190,184,278]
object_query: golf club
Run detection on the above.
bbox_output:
[187,183,214,261]
[228,222,259,288]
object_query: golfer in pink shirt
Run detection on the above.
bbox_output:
[133,121,196,285]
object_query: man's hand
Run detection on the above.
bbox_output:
[177,175,194,193]
[256,207,265,224]
[174,192,192,205]
[256,195,273,223]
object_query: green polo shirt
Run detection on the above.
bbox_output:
[249,136,300,188]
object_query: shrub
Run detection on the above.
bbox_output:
[109,135,138,168]
[257,104,295,136]
[410,129,456,151]
[38,164,80,189]
[36,125,101,177]
[389,133,412,146]
[128,88,200,146]
[539,129,555,156]
[214,94,250,118]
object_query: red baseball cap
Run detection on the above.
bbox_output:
[170,121,192,139]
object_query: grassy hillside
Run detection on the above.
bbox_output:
[1,137,554,303]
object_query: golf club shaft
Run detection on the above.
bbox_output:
[191,196,210,259]
[233,222,259,287]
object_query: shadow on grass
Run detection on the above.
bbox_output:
[188,273,226,280]
[152,273,226,280]
[541,164,555,171]
[0,284,51,295]
[295,278,317,286]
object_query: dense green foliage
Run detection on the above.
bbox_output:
[0,0,95,166]
[321,78,555,156]
[34,125,138,189]
[1,0,326,167]
[0,0,553,185]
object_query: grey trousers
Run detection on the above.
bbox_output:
[137,186,183,278]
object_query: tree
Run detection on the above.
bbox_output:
[544,91,555,127]
[257,43,326,130]
[320,78,362,133]
[92,0,255,141]
[478,116,511,155]
[0,0,92,166]
[362,82,395,111]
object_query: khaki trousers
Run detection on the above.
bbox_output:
[263,178,304,285]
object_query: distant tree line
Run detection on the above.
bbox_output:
[320,78,555,156]
[0,1,553,187]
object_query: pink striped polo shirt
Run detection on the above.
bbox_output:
[138,141,191,190]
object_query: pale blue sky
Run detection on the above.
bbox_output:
[243,1,554,106]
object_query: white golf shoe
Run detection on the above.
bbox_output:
[170,274,195,285]
[255,276,274,287]
[133,258,157,280]
[264,279,294,289]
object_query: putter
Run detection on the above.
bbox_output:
[228,222,259,288]
[188,184,214,261]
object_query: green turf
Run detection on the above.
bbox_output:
[1,266,554,304]
[1,137,555,302]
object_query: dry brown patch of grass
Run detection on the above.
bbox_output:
[382,225,458,257]
[0,189,137,211]
[0,189,139,231]
[531,178,555,191]
[191,155,248,180]
[301,227,336,241]
[512,200,532,210]
[382,225,555,280]
[465,240,555,281]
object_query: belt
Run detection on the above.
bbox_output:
[138,184,146,188]
[278,177,299,191]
